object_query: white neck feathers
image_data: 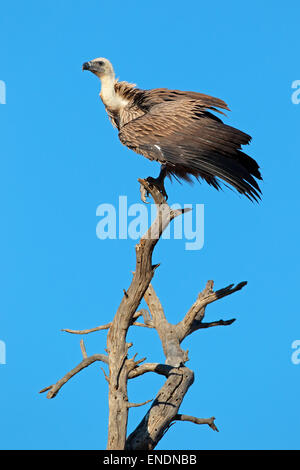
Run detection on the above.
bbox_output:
[100,75,128,110]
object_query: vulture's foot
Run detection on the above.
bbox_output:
[145,175,168,201]
[142,165,168,202]
[140,166,168,203]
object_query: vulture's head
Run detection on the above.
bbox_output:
[82,57,114,79]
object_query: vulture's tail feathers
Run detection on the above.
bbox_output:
[168,151,262,202]
[169,122,262,202]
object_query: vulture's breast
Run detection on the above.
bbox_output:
[105,102,145,130]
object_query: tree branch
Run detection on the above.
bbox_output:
[126,279,245,449]
[125,366,195,450]
[127,399,153,408]
[192,318,236,330]
[144,284,188,367]
[61,323,111,335]
[41,178,248,451]
[173,414,219,432]
[177,280,247,340]
[105,179,187,449]
[128,363,172,379]
[39,353,108,399]
[80,339,88,359]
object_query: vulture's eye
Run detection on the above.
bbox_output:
[98,61,104,66]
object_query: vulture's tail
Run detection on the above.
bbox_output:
[167,123,262,202]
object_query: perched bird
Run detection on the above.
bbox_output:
[83,57,262,201]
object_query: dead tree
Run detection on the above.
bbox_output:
[40,179,247,450]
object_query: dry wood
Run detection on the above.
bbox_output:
[41,179,247,450]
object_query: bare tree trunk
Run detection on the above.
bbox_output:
[40,179,246,450]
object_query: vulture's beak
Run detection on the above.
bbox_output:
[82,61,92,71]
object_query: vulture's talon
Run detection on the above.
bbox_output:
[146,176,168,201]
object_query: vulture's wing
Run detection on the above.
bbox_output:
[119,99,262,201]
[140,88,230,115]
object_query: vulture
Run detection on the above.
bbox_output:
[82,57,262,201]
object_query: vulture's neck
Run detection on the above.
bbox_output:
[100,75,127,111]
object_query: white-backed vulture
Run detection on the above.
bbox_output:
[83,57,262,201]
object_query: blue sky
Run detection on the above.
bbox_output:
[0,0,299,450]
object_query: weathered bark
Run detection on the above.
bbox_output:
[105,180,188,449]
[125,366,195,450]
[124,280,241,450]
[40,179,247,450]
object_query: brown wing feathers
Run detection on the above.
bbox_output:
[118,87,262,201]
[140,88,230,114]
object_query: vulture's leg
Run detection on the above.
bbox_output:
[146,165,168,200]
